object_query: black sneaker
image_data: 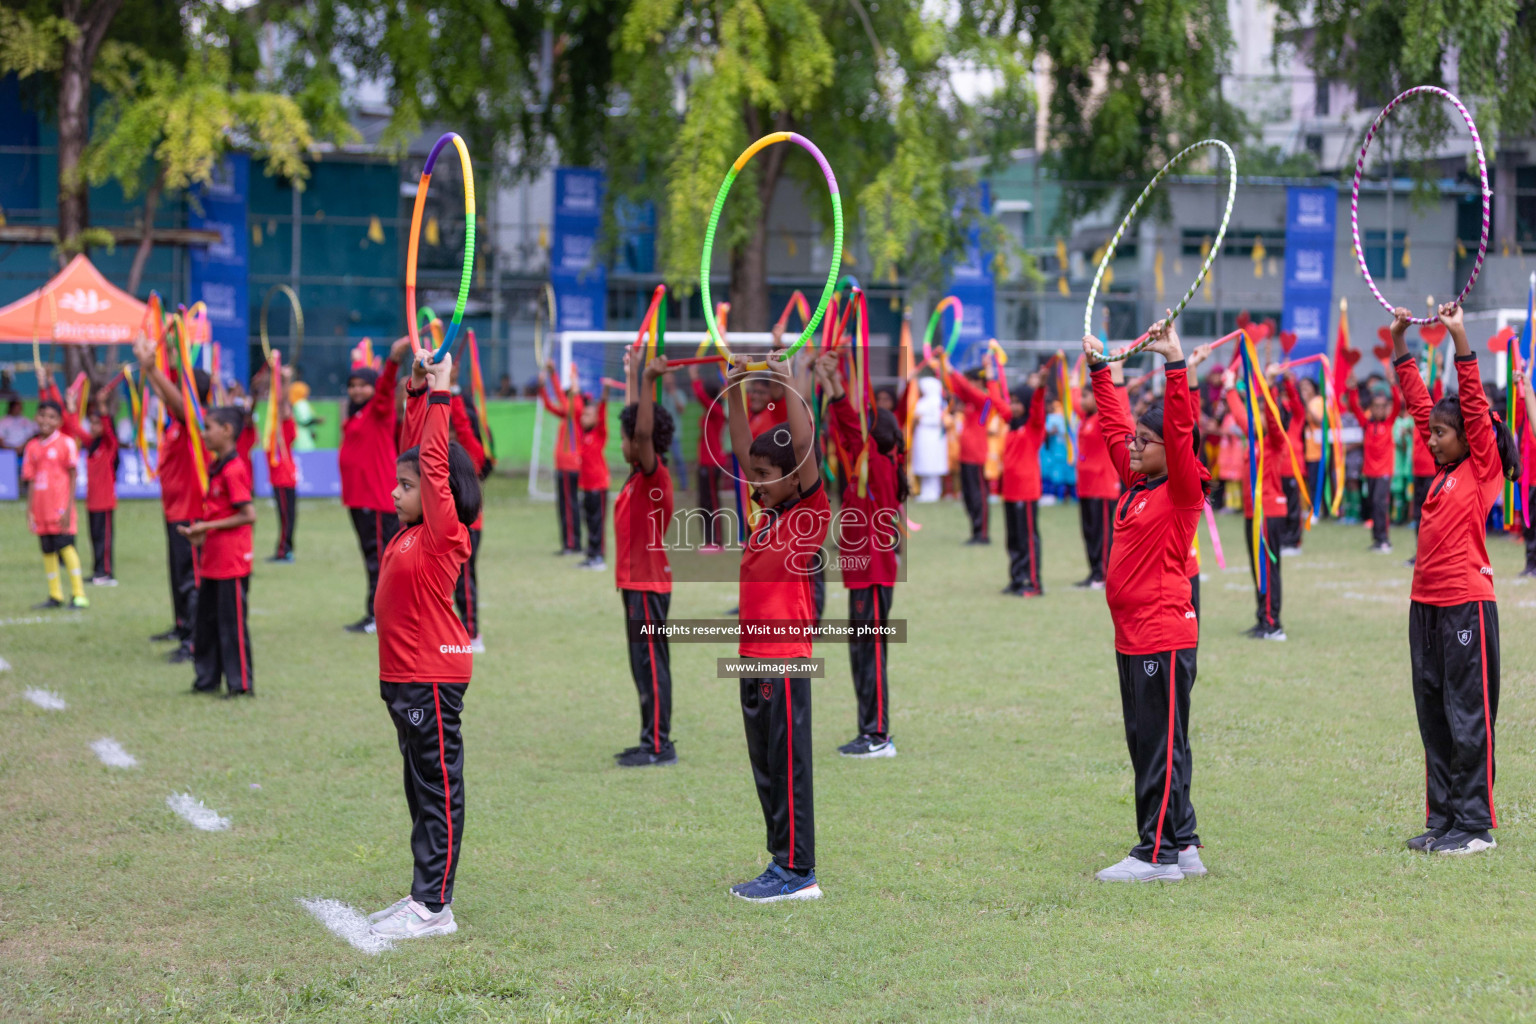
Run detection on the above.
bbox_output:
[616,744,678,768]
[221,690,254,700]
[1072,576,1096,589]
[149,627,179,642]
[1429,828,1496,855]
[1243,624,1266,638]
[1001,585,1024,596]
[1521,567,1536,579]
[344,616,374,634]
[613,746,644,760]
[837,735,869,755]
[964,537,991,546]
[167,645,194,664]
[1406,826,1450,852]
[839,735,896,759]
[33,598,65,610]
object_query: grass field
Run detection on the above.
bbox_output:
[3,479,1536,1022]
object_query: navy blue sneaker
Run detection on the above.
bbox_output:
[729,863,822,903]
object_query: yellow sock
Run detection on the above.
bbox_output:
[60,545,85,599]
[43,552,62,601]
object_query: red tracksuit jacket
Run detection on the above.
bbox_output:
[824,391,899,589]
[945,370,992,466]
[1001,386,1047,502]
[376,392,474,683]
[1225,387,1290,520]
[1091,360,1207,654]
[340,359,400,510]
[542,385,585,473]
[1348,386,1402,478]
[578,400,610,491]
[1076,411,1121,500]
[1399,354,1501,607]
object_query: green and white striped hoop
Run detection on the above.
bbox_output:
[1082,139,1238,362]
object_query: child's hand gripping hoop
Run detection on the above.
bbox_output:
[1351,86,1489,324]
[406,132,476,362]
[701,133,842,362]
[259,283,304,366]
[1083,138,1238,362]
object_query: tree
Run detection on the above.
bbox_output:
[610,0,1032,330]
[1022,0,1245,226]
[1273,0,1536,153]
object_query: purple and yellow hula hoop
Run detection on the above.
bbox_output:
[1351,86,1489,324]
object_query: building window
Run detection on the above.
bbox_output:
[1517,166,1536,251]
[1364,229,1407,281]
[1314,78,1330,117]
[1305,134,1324,160]
[1182,229,1285,259]
[1179,310,1218,338]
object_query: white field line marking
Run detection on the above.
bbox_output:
[0,655,10,672]
[22,688,65,710]
[297,898,395,954]
[0,614,84,627]
[90,738,138,768]
[166,792,231,831]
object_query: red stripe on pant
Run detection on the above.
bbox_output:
[785,677,796,870]
[432,683,455,903]
[872,589,885,735]
[1478,604,1497,827]
[642,595,660,752]
[1151,652,1176,863]
[235,580,249,691]
[564,475,577,549]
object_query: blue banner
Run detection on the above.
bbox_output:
[552,168,608,396]
[944,182,997,371]
[189,153,251,385]
[1282,186,1337,365]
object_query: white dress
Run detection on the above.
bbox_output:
[911,376,948,501]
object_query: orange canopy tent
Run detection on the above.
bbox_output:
[0,254,148,345]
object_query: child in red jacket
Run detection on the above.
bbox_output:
[368,349,482,940]
[64,385,120,585]
[1000,371,1047,596]
[817,349,904,758]
[339,336,411,633]
[541,361,584,555]
[1224,365,1291,641]
[1391,303,1519,856]
[263,367,300,563]
[945,364,994,543]
[1347,369,1402,552]
[183,406,257,697]
[576,383,611,569]
[21,398,87,609]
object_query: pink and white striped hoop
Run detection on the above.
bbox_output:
[1350,86,1490,325]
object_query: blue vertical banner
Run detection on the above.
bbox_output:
[944,182,997,370]
[188,153,251,384]
[1282,185,1337,365]
[551,168,607,395]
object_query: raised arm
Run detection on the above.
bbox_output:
[724,362,756,468]
[775,356,819,492]
[635,357,665,475]
[946,367,990,412]
[369,337,409,421]
[131,333,187,423]
[1439,304,1497,482]
[1084,335,1136,485]
[418,353,465,553]
[1391,308,1434,438]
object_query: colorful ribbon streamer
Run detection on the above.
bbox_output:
[406,132,476,361]
[1350,87,1489,323]
[465,328,494,458]
[701,133,841,361]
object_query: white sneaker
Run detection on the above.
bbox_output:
[1178,846,1207,877]
[368,898,457,939]
[367,895,411,924]
[470,635,485,654]
[363,620,377,635]
[90,576,118,587]
[1280,546,1302,557]
[1263,629,1288,642]
[1089,579,1105,590]
[586,556,607,571]
[1095,856,1183,882]
[849,737,897,759]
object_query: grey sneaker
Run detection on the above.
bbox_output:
[1178,845,1207,876]
[840,735,897,759]
[1429,829,1496,855]
[369,898,457,939]
[368,895,411,924]
[1095,856,1183,882]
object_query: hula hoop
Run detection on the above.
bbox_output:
[702,132,841,360]
[1082,139,1238,361]
[406,131,476,361]
[1350,86,1489,323]
[259,284,305,365]
[922,296,964,360]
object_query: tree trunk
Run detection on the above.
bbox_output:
[126,171,165,296]
[727,106,792,332]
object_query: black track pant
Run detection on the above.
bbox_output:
[697,465,723,546]
[1116,648,1199,864]
[1243,516,1285,633]
[1409,600,1500,832]
[1280,476,1303,548]
[89,509,114,578]
[1304,461,1322,518]
[811,561,825,625]
[581,489,607,559]
[193,575,252,695]
[740,673,815,872]
[1003,500,1042,592]
[556,470,581,552]
[1522,486,1536,572]
[623,589,672,752]
[848,585,893,739]
[1190,574,1200,620]
[164,519,197,642]
[273,486,298,557]
[455,528,482,638]
[959,462,988,540]
[1079,496,1113,582]
[1364,475,1391,545]
[1412,474,1434,528]
[381,681,467,906]
[349,508,401,618]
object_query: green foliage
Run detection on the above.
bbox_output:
[83,43,319,197]
[0,7,77,79]
[1277,0,1536,152]
[611,0,1033,298]
[1024,0,1245,227]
